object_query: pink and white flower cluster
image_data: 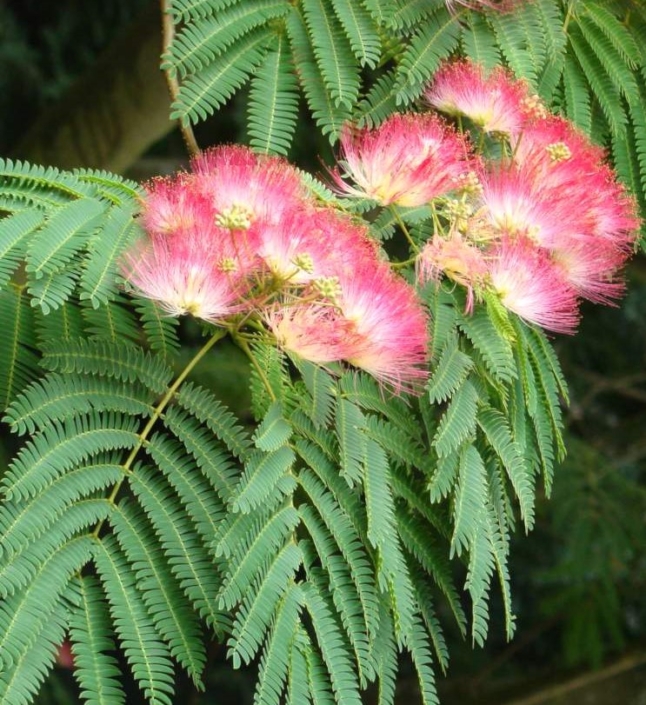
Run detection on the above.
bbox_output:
[124,146,429,393]
[333,59,639,334]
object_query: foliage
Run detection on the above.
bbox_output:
[1,1,645,704]
[162,0,646,230]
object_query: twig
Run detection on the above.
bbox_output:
[502,652,646,705]
[160,0,201,157]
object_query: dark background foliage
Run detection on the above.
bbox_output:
[1,1,645,702]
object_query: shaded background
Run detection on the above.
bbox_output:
[1,1,645,703]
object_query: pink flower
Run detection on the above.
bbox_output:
[425,60,534,136]
[512,115,605,181]
[418,234,488,312]
[266,262,430,394]
[331,113,473,207]
[551,240,627,304]
[487,239,579,334]
[140,175,210,237]
[191,145,308,228]
[336,263,430,393]
[264,304,355,364]
[123,227,247,324]
[473,165,572,247]
[256,207,376,284]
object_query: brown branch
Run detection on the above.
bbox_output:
[502,652,646,705]
[160,0,201,158]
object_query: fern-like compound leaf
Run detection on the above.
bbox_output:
[79,204,139,308]
[394,6,461,103]
[218,505,300,610]
[231,445,296,513]
[477,406,535,529]
[451,445,488,558]
[41,338,173,393]
[69,574,126,705]
[0,287,39,410]
[427,333,474,404]
[171,27,275,125]
[95,536,176,705]
[329,0,380,68]
[461,12,501,70]
[247,34,300,156]
[175,381,253,460]
[4,373,154,436]
[287,8,352,142]
[109,502,207,686]
[301,0,361,109]
[0,536,95,680]
[0,463,121,559]
[302,580,363,705]
[145,432,224,544]
[228,541,303,668]
[0,210,45,290]
[167,0,290,78]
[2,413,140,503]
[433,379,480,458]
[129,465,226,632]
[254,583,304,705]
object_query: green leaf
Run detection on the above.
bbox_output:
[69,574,126,705]
[301,0,361,109]
[287,8,352,141]
[335,398,367,487]
[433,379,479,458]
[451,445,488,557]
[248,35,300,156]
[231,445,296,513]
[427,333,474,404]
[302,581,363,705]
[253,401,293,452]
[0,211,45,290]
[25,198,105,279]
[95,536,175,705]
[171,27,275,125]
[0,287,39,409]
[478,406,535,529]
[330,0,380,68]
[395,6,461,103]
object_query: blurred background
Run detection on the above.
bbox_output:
[1,1,645,702]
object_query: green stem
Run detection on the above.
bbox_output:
[562,0,575,34]
[92,329,227,537]
[233,333,277,403]
[391,207,419,253]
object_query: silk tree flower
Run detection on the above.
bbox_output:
[488,238,579,334]
[418,234,488,312]
[123,225,247,324]
[511,115,639,242]
[264,304,356,364]
[191,144,309,229]
[331,113,473,207]
[512,114,606,180]
[551,240,627,304]
[140,174,210,237]
[256,206,377,285]
[265,262,430,394]
[336,262,430,393]
[471,165,573,247]
[425,59,536,136]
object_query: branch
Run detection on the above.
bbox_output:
[160,0,201,157]
[502,652,646,705]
